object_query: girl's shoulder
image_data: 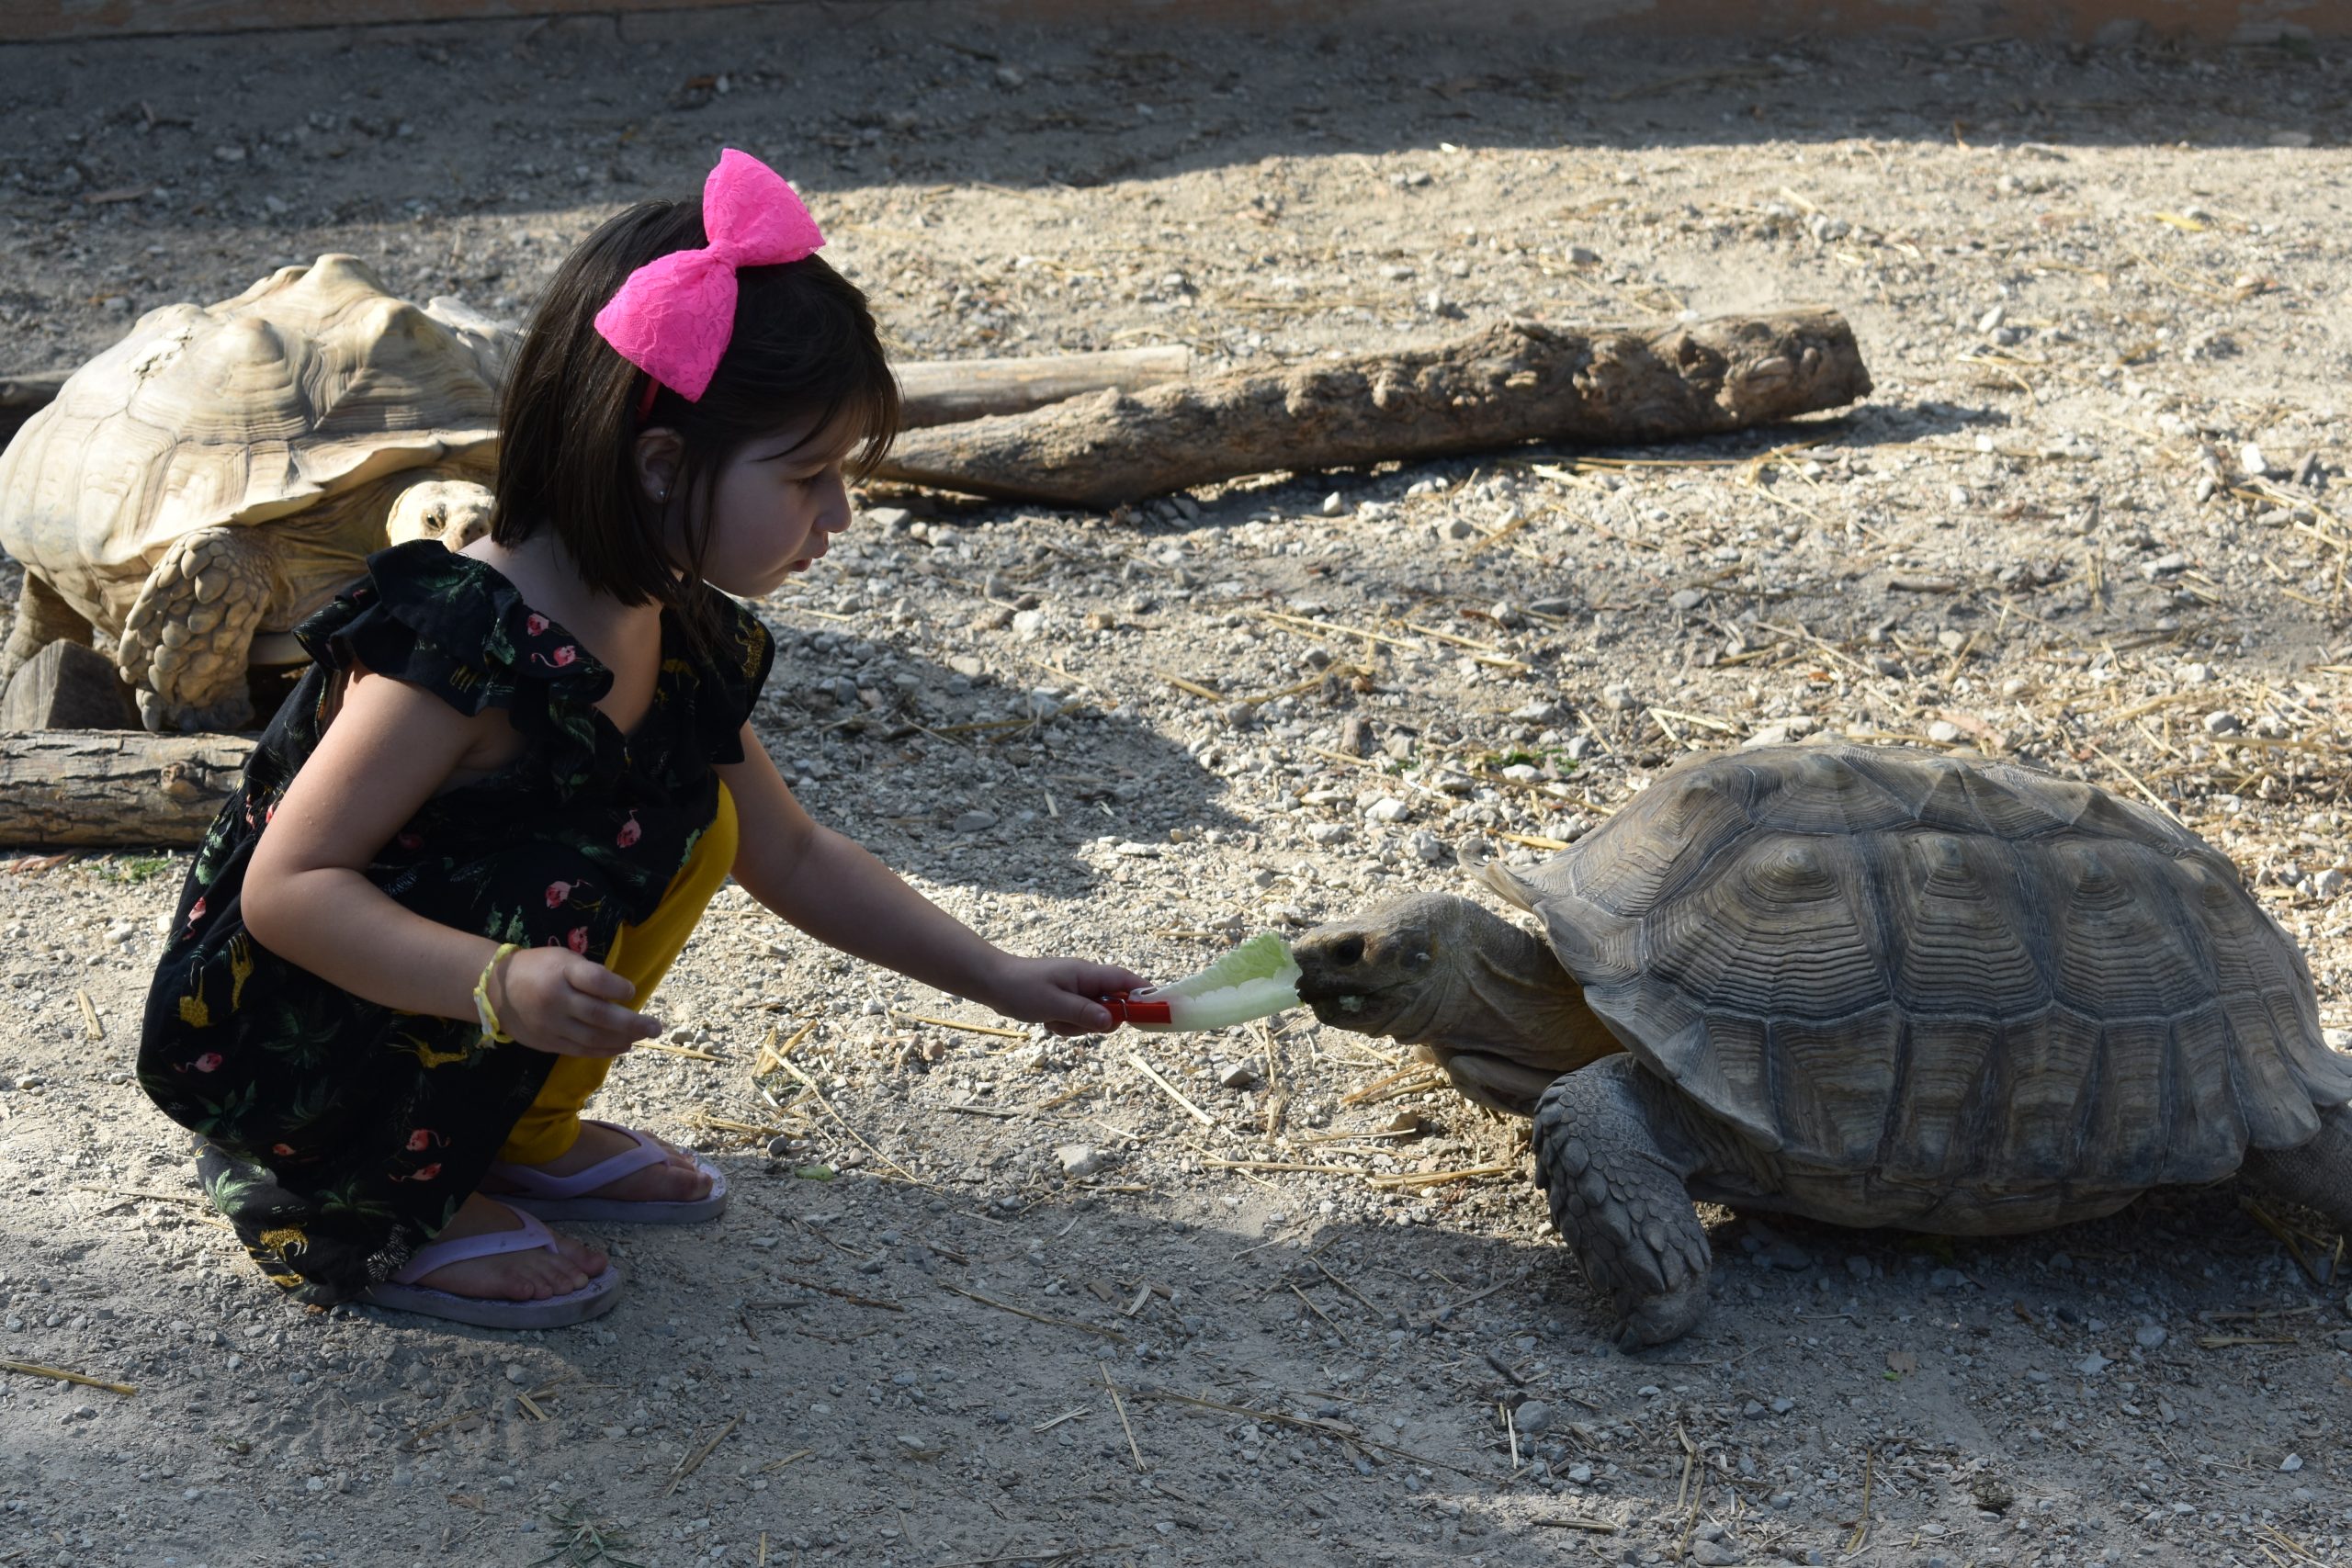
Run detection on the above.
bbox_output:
[296,541,614,718]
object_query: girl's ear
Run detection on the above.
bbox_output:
[631,427,684,504]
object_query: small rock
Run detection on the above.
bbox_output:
[1948,485,1972,508]
[1406,830,1448,864]
[1770,1397,1794,1415]
[952,808,998,834]
[1437,516,1476,541]
[1929,1268,1969,1292]
[2141,554,2188,580]
[1690,1541,1745,1566]
[1845,1256,1871,1280]
[1566,245,1600,265]
[1366,797,1411,824]
[1055,1145,1104,1179]
[2281,1452,2303,1472]
[1668,588,1707,612]
[2240,442,2272,478]
[1529,597,1577,616]
[1319,491,1346,517]
[2134,1325,2167,1349]
[2202,710,2244,736]
[1927,719,1962,744]
[2178,662,2212,685]
[1011,609,1047,639]
[948,655,985,678]
[1306,822,1350,846]
[1601,682,1636,713]
[1217,1061,1261,1090]
[2312,868,2346,898]
[1512,1399,1553,1436]
[2075,1352,2111,1376]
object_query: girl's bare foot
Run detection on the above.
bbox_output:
[482,1122,712,1203]
[409,1192,608,1301]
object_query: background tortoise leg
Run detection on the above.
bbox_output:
[2243,1102,2352,1235]
[119,525,275,732]
[1532,1055,1719,1347]
[0,572,95,682]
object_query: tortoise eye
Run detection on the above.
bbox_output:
[1405,948,1432,969]
[1328,934,1365,967]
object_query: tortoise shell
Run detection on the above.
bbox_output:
[1497,744,2348,1193]
[0,254,503,639]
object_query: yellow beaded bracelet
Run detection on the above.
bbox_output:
[473,942,521,1045]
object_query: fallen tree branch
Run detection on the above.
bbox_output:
[0,730,248,847]
[894,346,1189,428]
[871,309,1871,507]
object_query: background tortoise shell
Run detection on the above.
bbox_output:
[0,253,503,642]
[1496,744,2350,1196]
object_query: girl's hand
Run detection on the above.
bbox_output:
[982,954,1148,1037]
[495,947,662,1057]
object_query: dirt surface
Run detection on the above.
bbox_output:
[4,10,2352,1568]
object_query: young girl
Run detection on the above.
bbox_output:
[137,149,1143,1328]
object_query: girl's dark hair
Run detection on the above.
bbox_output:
[492,196,899,630]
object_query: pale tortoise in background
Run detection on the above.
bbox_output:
[0,254,509,731]
[1293,743,2352,1345]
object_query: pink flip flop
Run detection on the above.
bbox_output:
[483,1120,729,1225]
[361,1207,622,1329]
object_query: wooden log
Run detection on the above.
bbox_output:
[894,346,1190,430]
[0,731,249,848]
[871,309,1873,508]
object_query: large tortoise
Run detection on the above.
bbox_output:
[0,254,507,731]
[1292,743,2352,1345]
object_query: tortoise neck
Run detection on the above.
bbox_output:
[1442,903,1623,1069]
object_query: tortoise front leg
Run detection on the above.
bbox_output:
[119,526,275,732]
[1532,1055,1718,1347]
[1,573,95,682]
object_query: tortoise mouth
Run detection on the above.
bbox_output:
[1296,977,1407,1019]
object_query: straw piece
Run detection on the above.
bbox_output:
[1532,1515,1619,1534]
[895,1011,1029,1040]
[637,1041,719,1061]
[942,1283,1129,1342]
[1103,1365,1148,1472]
[1118,1383,1478,1477]
[1127,1051,1215,1126]
[661,1413,741,1497]
[764,1047,923,1183]
[0,1359,134,1396]
[759,1274,906,1313]
[75,988,103,1041]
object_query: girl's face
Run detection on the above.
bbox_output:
[662,412,859,598]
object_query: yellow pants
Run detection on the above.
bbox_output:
[496,784,739,1166]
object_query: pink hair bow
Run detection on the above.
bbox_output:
[594,147,825,403]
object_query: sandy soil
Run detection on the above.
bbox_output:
[1,10,2349,1568]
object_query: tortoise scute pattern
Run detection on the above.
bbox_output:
[1532,747,2347,1208]
[0,254,505,730]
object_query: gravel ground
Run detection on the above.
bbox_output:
[3,11,2351,1568]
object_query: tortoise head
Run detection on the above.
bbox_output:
[1295,892,1621,1075]
[1298,893,1458,1043]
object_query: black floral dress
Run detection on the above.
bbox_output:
[137,541,774,1303]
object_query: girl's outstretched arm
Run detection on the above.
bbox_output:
[718,724,1143,1034]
